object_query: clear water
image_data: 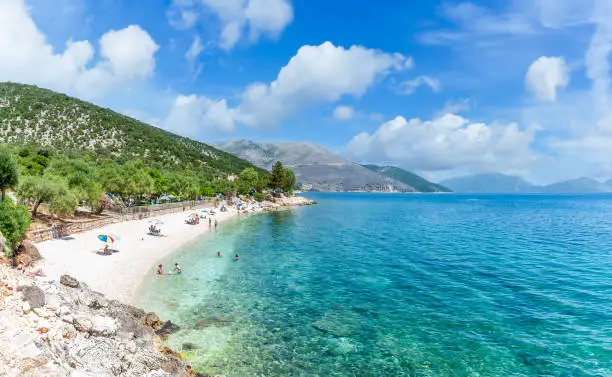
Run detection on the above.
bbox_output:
[136,193,612,376]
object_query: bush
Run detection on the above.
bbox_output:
[0,199,32,256]
[253,192,265,202]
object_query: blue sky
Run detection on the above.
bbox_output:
[2,0,612,184]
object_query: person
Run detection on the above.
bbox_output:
[104,244,110,255]
[209,217,212,227]
[234,253,240,261]
[175,263,182,275]
[157,264,163,275]
[214,219,218,228]
[217,251,222,257]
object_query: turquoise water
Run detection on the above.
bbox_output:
[136,193,612,376]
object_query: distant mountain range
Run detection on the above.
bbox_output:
[217,140,449,193]
[441,174,612,194]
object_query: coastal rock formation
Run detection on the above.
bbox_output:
[0,262,206,377]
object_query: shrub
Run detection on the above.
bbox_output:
[0,199,32,256]
[253,192,265,202]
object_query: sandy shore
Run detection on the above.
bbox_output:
[35,207,240,305]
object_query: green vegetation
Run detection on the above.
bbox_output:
[0,148,19,202]
[0,82,260,177]
[0,199,31,256]
[269,161,296,192]
[362,165,451,193]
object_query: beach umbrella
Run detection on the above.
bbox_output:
[188,213,198,218]
[149,219,164,225]
[98,234,115,244]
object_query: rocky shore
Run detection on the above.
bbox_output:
[0,262,214,377]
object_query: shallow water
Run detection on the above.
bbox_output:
[136,193,612,376]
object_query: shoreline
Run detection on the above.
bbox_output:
[35,205,240,305]
[34,196,314,306]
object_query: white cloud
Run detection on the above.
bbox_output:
[0,0,158,99]
[346,113,539,174]
[164,94,235,138]
[525,56,569,102]
[399,75,441,95]
[99,25,159,79]
[168,0,293,50]
[185,36,204,62]
[234,42,409,127]
[333,106,354,121]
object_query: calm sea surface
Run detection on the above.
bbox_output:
[136,193,612,376]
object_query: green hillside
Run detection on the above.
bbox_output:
[362,165,451,193]
[0,82,257,178]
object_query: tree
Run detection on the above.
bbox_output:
[16,176,76,216]
[269,161,285,190]
[0,199,31,255]
[0,148,19,202]
[239,167,259,195]
[282,168,296,192]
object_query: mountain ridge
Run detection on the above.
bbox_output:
[441,173,612,194]
[217,140,425,192]
[362,165,451,193]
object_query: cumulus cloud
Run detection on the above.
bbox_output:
[168,0,293,50]
[346,113,539,174]
[525,56,569,102]
[399,75,441,95]
[234,42,409,127]
[333,106,354,121]
[0,0,158,99]
[164,94,235,138]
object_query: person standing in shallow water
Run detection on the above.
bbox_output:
[214,219,218,228]
[209,217,212,227]
[174,263,182,275]
[217,251,222,257]
[157,264,163,275]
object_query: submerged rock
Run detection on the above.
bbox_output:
[155,320,180,338]
[60,275,80,288]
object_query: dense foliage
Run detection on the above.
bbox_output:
[269,161,297,192]
[0,147,19,202]
[0,199,31,255]
[0,82,262,179]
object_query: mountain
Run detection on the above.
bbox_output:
[217,140,417,192]
[362,165,451,193]
[0,82,257,177]
[440,174,540,193]
[543,177,611,194]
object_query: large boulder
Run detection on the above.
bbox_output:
[155,320,180,338]
[14,240,41,267]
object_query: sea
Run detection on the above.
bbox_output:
[136,193,612,376]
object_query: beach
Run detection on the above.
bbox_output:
[35,207,241,305]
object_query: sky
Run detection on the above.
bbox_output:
[1,0,611,184]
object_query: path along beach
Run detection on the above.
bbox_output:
[35,206,241,305]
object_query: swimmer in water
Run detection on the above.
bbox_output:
[217,251,222,257]
[175,263,182,275]
[234,254,240,261]
[157,264,163,275]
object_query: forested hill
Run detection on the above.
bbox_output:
[0,82,256,177]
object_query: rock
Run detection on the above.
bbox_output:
[143,312,161,329]
[22,301,31,314]
[14,241,41,267]
[60,275,80,288]
[182,343,198,351]
[17,285,45,308]
[91,315,117,337]
[155,320,180,338]
[72,313,93,332]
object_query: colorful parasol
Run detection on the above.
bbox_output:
[98,234,115,243]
